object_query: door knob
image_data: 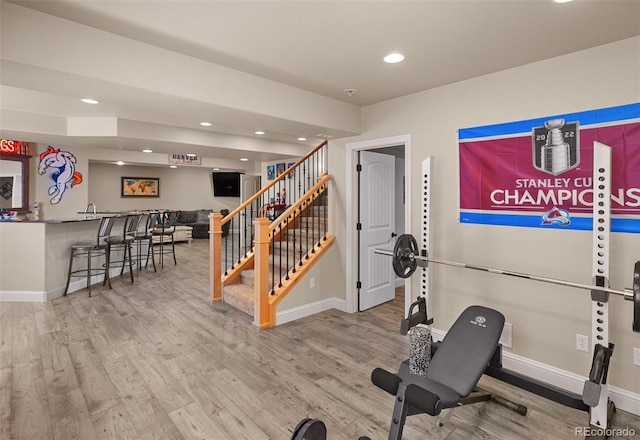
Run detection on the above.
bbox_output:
[391,232,397,237]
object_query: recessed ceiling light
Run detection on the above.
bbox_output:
[553,0,573,3]
[142,149,153,153]
[169,165,178,169]
[297,137,307,141]
[186,153,197,157]
[116,161,125,166]
[200,122,212,127]
[213,168,220,171]
[384,53,405,64]
[81,98,99,104]
[255,130,265,135]
[240,158,249,161]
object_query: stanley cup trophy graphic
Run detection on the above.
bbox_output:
[533,118,579,176]
[541,119,570,174]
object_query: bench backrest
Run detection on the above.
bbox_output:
[427,305,504,397]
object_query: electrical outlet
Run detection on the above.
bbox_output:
[576,334,589,352]
[309,277,315,288]
[499,322,512,348]
[634,348,640,366]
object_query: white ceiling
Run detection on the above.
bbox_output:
[1,0,639,166]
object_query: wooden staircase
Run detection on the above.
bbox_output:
[222,206,327,318]
[209,141,335,328]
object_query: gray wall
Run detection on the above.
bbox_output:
[88,162,240,213]
[21,35,640,397]
[324,37,640,394]
[29,146,242,219]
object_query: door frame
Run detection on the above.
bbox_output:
[345,134,412,314]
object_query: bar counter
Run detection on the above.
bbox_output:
[0,216,107,302]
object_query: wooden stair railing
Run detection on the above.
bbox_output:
[265,174,330,289]
[210,140,332,328]
[219,173,330,287]
[221,140,327,229]
[210,174,333,328]
[216,140,328,280]
[254,214,335,329]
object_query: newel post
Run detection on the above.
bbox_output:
[210,212,223,302]
[253,217,271,328]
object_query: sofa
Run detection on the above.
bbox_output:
[175,209,230,239]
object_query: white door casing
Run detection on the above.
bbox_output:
[346,134,412,315]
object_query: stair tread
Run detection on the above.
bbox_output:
[223,283,254,317]
[240,265,295,288]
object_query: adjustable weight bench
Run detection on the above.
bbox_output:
[371,305,525,440]
[290,304,528,440]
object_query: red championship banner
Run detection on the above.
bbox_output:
[458,103,640,233]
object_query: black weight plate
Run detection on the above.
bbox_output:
[393,234,418,278]
[291,418,311,440]
[291,418,327,440]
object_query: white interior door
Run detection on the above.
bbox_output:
[240,175,261,249]
[359,151,396,310]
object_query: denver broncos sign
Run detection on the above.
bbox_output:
[38,146,83,204]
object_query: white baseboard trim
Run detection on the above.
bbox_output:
[0,290,49,302]
[0,266,142,303]
[276,297,347,326]
[431,328,639,416]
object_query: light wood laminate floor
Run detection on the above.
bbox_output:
[1,240,638,439]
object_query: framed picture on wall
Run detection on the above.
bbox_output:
[267,165,275,181]
[287,162,295,179]
[276,163,286,176]
[121,177,160,197]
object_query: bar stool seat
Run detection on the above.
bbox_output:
[64,216,116,297]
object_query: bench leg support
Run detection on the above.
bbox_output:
[388,383,410,440]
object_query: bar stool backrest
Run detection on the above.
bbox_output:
[136,213,153,237]
[125,214,143,238]
[148,212,158,231]
[155,211,178,234]
[97,216,117,245]
[111,215,132,240]
[165,211,178,228]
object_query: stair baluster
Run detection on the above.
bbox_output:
[215,141,333,328]
[270,228,275,295]
[285,217,290,281]
[291,211,297,274]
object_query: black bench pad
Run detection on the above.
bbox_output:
[372,305,505,415]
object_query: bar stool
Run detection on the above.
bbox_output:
[103,214,142,285]
[132,212,156,272]
[64,215,116,297]
[152,211,178,269]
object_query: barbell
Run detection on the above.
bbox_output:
[375,234,640,332]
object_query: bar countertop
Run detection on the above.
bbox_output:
[0,217,101,224]
[0,210,154,224]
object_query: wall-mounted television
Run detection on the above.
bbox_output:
[212,172,242,197]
